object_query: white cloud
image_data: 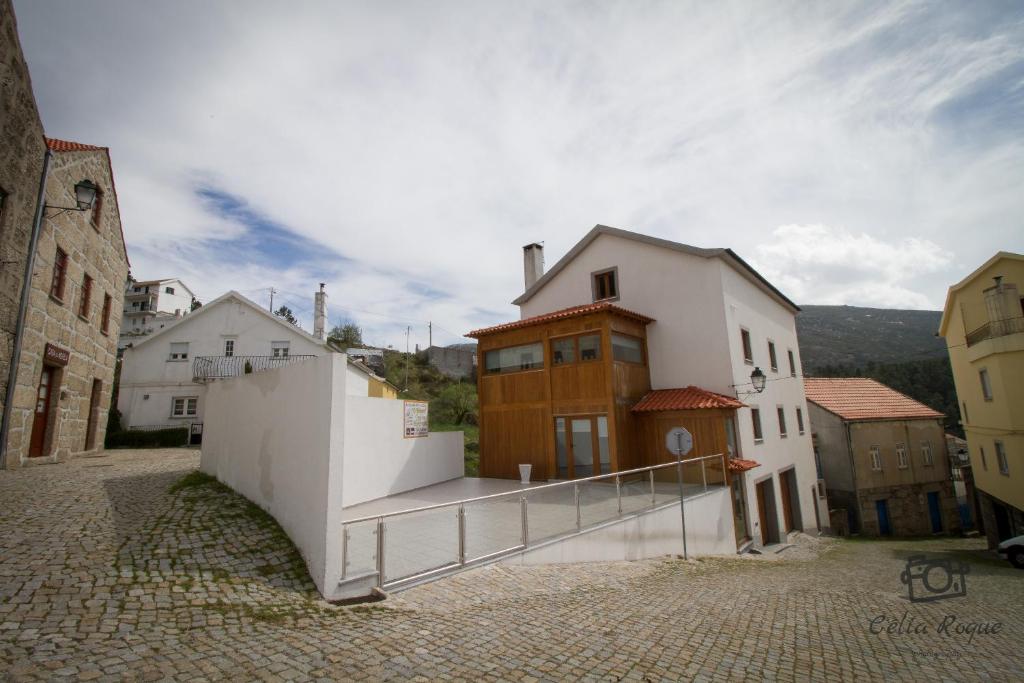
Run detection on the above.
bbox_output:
[750,224,954,309]
[13,0,1024,345]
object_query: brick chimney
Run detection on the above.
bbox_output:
[523,243,544,290]
[313,283,327,340]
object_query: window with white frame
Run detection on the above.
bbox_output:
[870,446,882,471]
[223,339,235,357]
[271,341,290,358]
[996,441,1009,475]
[896,443,908,469]
[169,342,189,360]
[172,396,198,417]
[921,441,933,467]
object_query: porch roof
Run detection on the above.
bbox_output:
[467,301,655,338]
[727,458,761,472]
[632,386,745,412]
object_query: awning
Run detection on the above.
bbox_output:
[727,459,761,473]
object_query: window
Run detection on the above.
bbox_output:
[78,274,92,319]
[796,407,804,434]
[223,339,235,357]
[921,441,933,467]
[979,368,993,401]
[171,397,198,418]
[271,341,290,358]
[777,406,787,437]
[813,445,823,479]
[611,334,643,363]
[50,247,68,301]
[90,186,104,229]
[740,328,753,364]
[996,441,1009,475]
[896,443,908,469]
[485,342,543,374]
[870,446,882,471]
[551,337,576,365]
[768,341,778,372]
[962,401,969,424]
[787,349,796,377]
[592,268,618,301]
[751,408,763,442]
[169,342,189,361]
[165,286,175,294]
[100,294,112,334]
[980,446,988,470]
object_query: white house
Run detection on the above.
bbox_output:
[512,225,828,546]
[117,290,374,430]
[119,277,198,350]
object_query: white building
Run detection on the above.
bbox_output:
[117,290,374,430]
[513,225,828,546]
[119,278,198,351]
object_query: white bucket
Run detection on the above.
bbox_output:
[519,464,532,484]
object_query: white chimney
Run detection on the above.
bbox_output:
[523,243,544,290]
[313,283,327,340]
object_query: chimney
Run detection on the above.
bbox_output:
[313,283,327,340]
[523,243,544,290]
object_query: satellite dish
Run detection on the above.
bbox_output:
[665,427,693,456]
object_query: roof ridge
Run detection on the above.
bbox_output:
[467,301,654,337]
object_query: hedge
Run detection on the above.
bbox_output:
[105,427,188,449]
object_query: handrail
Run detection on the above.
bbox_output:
[341,453,726,525]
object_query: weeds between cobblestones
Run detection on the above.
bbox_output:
[1,449,1022,681]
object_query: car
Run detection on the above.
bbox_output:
[996,534,1024,569]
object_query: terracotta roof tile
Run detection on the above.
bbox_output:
[467,302,654,337]
[803,378,944,422]
[727,458,761,473]
[632,386,745,412]
[45,137,107,152]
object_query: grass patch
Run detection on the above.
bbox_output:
[168,470,229,495]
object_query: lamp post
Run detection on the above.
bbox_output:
[750,366,766,393]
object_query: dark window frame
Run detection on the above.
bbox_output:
[78,273,93,320]
[740,328,753,364]
[787,349,796,377]
[90,186,104,231]
[591,267,619,302]
[751,407,763,442]
[768,340,778,372]
[777,406,787,437]
[100,293,112,334]
[796,407,804,434]
[550,333,602,366]
[50,247,68,302]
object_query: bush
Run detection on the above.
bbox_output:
[431,383,478,425]
[105,427,188,449]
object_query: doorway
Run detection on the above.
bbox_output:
[555,415,610,478]
[778,468,802,532]
[755,478,779,545]
[29,366,57,457]
[730,474,750,545]
[84,379,102,451]
[876,499,892,536]
[927,491,943,533]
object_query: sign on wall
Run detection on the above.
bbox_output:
[44,343,70,367]
[403,400,429,439]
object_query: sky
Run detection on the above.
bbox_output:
[13,0,1024,349]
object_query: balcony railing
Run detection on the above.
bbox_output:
[192,354,316,381]
[965,315,1024,347]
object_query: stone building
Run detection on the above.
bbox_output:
[0,3,130,467]
[804,378,959,537]
[423,343,476,379]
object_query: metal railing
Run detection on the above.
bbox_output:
[192,354,317,380]
[965,315,1024,347]
[341,453,727,590]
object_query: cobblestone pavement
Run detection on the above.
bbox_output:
[1,450,1022,682]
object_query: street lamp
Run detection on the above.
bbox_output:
[750,366,766,393]
[74,180,98,210]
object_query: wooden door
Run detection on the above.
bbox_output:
[779,471,794,532]
[84,379,102,451]
[555,415,610,479]
[29,366,55,457]
[756,481,769,545]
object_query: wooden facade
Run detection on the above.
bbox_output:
[470,304,740,483]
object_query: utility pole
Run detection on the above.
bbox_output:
[428,321,432,348]
[404,326,411,391]
[269,287,277,313]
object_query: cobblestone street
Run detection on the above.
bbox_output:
[1,450,1022,682]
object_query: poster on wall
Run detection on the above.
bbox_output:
[403,400,429,438]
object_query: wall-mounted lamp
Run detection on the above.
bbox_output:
[45,179,98,217]
[733,366,767,397]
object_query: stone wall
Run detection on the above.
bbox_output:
[0,0,47,443]
[855,479,961,537]
[425,345,476,379]
[4,144,130,467]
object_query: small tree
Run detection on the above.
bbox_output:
[190,297,202,311]
[274,305,297,325]
[327,321,363,348]
[432,383,478,425]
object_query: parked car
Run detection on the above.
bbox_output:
[996,534,1024,569]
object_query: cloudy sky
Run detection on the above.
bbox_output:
[14,0,1024,348]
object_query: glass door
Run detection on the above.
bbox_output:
[554,415,611,478]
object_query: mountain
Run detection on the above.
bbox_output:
[795,305,946,372]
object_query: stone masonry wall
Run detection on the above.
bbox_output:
[5,145,129,467]
[0,0,47,436]
[856,479,961,537]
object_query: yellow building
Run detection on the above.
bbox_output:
[939,252,1024,547]
[368,375,399,399]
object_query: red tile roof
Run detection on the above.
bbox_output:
[467,302,654,338]
[803,378,944,422]
[45,137,107,152]
[632,386,745,412]
[727,458,761,473]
